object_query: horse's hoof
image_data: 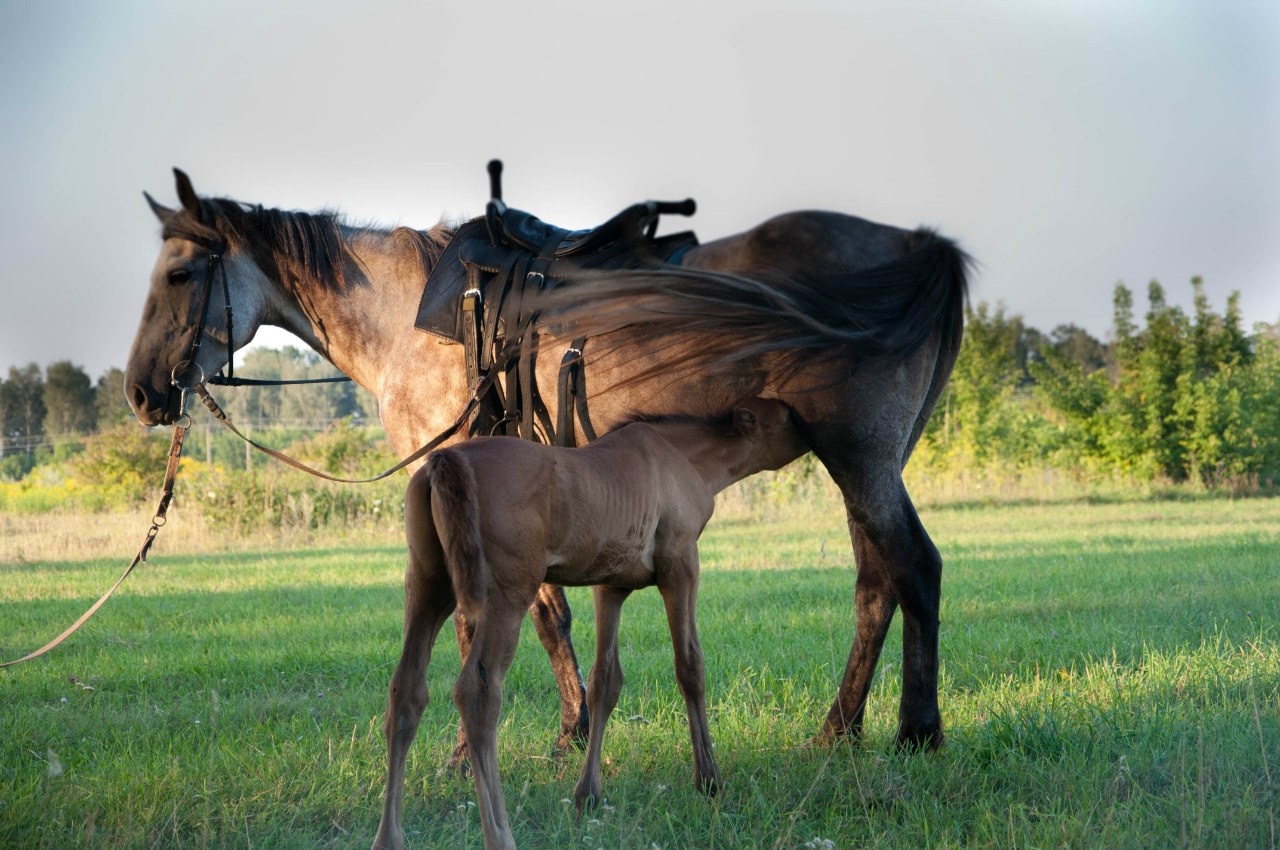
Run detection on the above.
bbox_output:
[551,725,590,758]
[894,724,944,752]
[440,745,472,778]
[800,727,863,750]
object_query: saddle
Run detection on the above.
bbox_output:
[414,161,698,446]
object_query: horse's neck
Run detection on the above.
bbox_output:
[262,225,434,393]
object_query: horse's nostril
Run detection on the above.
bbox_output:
[129,384,149,413]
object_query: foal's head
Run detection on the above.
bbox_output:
[728,397,809,475]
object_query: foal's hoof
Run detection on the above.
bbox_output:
[801,727,863,751]
[572,784,602,817]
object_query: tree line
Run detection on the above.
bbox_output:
[0,348,377,480]
[922,277,1280,488]
[4,276,1278,491]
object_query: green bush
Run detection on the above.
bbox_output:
[70,423,174,505]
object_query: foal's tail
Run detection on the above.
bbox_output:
[425,450,488,612]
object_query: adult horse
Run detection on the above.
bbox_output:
[125,168,969,769]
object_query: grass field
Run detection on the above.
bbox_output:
[2,493,1277,849]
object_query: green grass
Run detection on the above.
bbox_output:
[2,496,1278,849]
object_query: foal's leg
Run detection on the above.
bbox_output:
[454,598,527,850]
[446,612,477,773]
[374,513,458,850]
[658,553,722,796]
[446,584,588,771]
[573,586,632,813]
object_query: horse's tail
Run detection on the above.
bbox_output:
[903,233,969,463]
[535,227,971,387]
[425,450,488,612]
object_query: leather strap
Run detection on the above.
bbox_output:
[1,422,189,667]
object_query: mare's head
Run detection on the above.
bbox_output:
[125,169,276,425]
[730,397,809,474]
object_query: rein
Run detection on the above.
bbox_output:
[194,371,492,483]
[1,394,191,668]
[1,243,491,666]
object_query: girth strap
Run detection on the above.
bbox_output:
[555,336,597,447]
[424,161,699,446]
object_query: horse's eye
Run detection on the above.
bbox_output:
[167,268,192,285]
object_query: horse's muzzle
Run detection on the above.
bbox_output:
[127,380,179,426]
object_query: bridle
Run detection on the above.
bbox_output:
[167,233,231,407]
[1,233,485,666]
[168,234,496,483]
[168,233,353,408]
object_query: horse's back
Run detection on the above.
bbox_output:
[682,210,916,280]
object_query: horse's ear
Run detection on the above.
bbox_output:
[173,168,203,222]
[144,191,175,223]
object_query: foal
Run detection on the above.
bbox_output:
[374,397,807,850]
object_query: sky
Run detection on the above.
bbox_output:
[2,0,1277,382]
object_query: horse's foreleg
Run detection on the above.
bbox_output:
[374,532,457,850]
[658,560,722,797]
[454,602,525,850]
[529,583,590,753]
[573,586,631,814]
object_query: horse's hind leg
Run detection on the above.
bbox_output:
[822,464,943,751]
[375,486,458,850]
[818,524,899,743]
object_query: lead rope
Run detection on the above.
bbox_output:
[1,394,192,668]
[193,380,483,484]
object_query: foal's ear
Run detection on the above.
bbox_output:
[733,405,760,436]
[144,191,175,223]
[173,167,203,222]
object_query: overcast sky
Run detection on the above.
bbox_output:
[2,0,1277,381]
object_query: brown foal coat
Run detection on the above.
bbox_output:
[375,398,806,850]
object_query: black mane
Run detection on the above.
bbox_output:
[162,197,453,291]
